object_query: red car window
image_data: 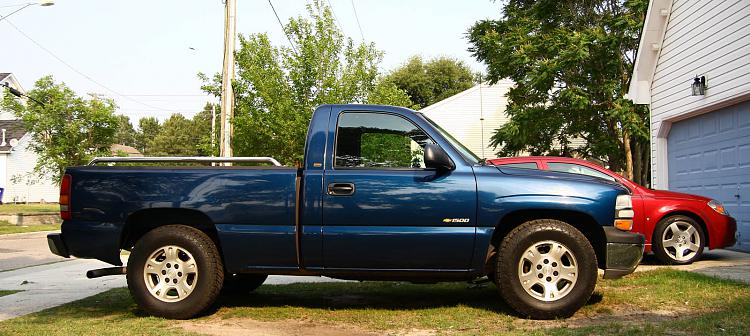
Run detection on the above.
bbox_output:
[547,162,616,182]
[496,162,539,169]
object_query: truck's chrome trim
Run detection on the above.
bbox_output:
[88,156,282,166]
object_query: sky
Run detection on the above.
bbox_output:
[1,0,502,123]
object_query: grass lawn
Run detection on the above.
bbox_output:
[0,269,747,335]
[0,290,21,298]
[0,220,60,235]
[0,203,58,214]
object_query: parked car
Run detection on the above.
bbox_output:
[48,105,644,320]
[488,156,737,265]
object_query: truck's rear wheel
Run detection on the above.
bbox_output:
[495,219,597,319]
[126,225,224,319]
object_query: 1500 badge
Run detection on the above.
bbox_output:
[442,218,470,223]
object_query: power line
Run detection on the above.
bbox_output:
[2,18,183,113]
[325,0,344,33]
[267,0,299,55]
[0,3,32,9]
[350,0,365,41]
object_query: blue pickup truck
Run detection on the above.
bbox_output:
[48,104,644,319]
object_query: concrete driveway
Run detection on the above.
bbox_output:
[0,231,344,321]
[637,249,750,283]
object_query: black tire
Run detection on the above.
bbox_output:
[221,273,268,295]
[495,219,598,319]
[126,225,224,319]
[652,215,705,265]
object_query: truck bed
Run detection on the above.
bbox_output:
[64,166,299,269]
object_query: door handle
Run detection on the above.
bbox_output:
[328,183,355,196]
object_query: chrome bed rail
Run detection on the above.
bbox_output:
[88,156,282,166]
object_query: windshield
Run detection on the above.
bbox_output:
[416,113,483,165]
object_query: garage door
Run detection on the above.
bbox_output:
[668,100,750,252]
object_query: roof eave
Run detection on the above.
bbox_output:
[627,0,673,105]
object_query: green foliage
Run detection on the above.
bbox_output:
[135,116,160,155]
[383,56,477,108]
[114,115,137,147]
[468,0,651,184]
[200,0,414,165]
[1,76,118,182]
[147,114,209,157]
[360,133,412,167]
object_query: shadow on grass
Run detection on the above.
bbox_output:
[209,281,514,315]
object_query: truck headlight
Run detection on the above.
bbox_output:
[614,194,633,231]
[708,199,728,216]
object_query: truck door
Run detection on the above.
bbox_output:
[321,111,477,270]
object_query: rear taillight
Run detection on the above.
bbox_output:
[60,174,72,220]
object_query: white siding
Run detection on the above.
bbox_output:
[420,81,514,159]
[649,0,750,188]
[3,134,59,203]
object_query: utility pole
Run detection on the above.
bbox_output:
[210,103,217,156]
[220,0,237,161]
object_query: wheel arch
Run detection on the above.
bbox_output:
[120,208,219,251]
[485,209,608,272]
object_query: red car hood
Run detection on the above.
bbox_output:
[642,188,711,202]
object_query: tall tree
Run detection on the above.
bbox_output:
[468,0,650,185]
[1,75,118,181]
[200,0,412,165]
[384,56,477,109]
[147,114,205,156]
[114,115,137,147]
[135,116,161,155]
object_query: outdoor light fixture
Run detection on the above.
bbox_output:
[692,75,706,96]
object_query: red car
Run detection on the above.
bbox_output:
[488,156,737,264]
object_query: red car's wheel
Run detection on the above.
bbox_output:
[652,215,705,265]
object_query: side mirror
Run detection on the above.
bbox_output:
[424,144,455,171]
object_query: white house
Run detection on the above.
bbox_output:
[420,80,515,159]
[0,73,59,203]
[628,0,749,250]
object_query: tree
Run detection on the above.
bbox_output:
[1,75,118,181]
[383,56,477,109]
[147,114,206,156]
[135,116,161,155]
[200,0,413,165]
[114,115,137,147]
[468,0,651,185]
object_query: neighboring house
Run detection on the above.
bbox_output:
[628,0,749,251]
[420,81,514,159]
[0,73,59,203]
[111,144,143,157]
[420,80,586,160]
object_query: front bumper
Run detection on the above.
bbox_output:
[602,227,645,279]
[47,233,70,258]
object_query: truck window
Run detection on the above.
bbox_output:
[335,112,434,168]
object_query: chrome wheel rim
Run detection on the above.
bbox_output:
[143,245,198,303]
[661,221,701,262]
[517,240,578,302]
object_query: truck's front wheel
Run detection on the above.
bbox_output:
[126,225,224,319]
[496,219,597,319]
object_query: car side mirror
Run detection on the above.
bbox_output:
[424,144,455,172]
